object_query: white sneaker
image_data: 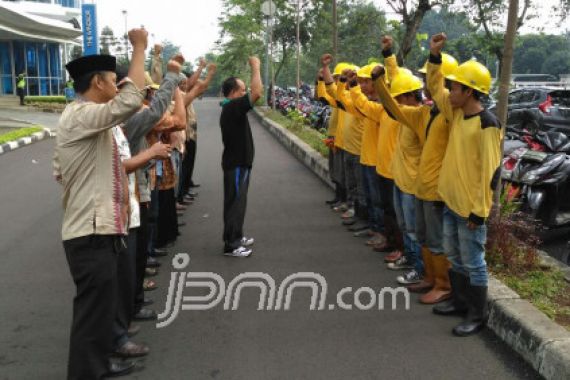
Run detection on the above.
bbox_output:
[224,246,253,258]
[240,237,255,247]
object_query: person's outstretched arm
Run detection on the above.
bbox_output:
[249,56,262,104]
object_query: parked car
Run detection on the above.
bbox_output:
[490,87,570,135]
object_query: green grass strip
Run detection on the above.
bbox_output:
[0,126,45,145]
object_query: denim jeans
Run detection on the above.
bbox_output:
[361,165,384,232]
[415,198,445,254]
[393,185,423,273]
[443,206,488,286]
[171,150,182,199]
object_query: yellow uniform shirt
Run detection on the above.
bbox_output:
[326,82,347,150]
[317,81,338,137]
[427,57,503,223]
[350,86,400,179]
[336,82,365,156]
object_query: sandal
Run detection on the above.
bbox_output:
[143,279,158,291]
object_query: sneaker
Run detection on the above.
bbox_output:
[341,208,355,219]
[397,269,422,285]
[332,203,348,212]
[366,233,386,246]
[224,246,253,258]
[387,256,413,270]
[384,250,403,263]
[240,236,255,247]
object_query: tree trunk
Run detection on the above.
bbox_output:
[494,0,519,202]
[396,0,432,64]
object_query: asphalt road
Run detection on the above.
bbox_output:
[0,99,541,379]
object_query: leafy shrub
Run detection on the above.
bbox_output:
[25,96,66,104]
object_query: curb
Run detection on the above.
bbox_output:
[252,107,570,380]
[0,128,55,156]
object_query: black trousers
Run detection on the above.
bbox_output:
[223,167,251,250]
[157,188,178,248]
[112,230,137,350]
[63,234,125,380]
[377,174,403,250]
[17,88,24,105]
[178,139,197,201]
[134,204,149,313]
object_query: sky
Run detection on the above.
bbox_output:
[93,0,569,62]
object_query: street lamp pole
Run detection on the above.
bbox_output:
[122,9,128,62]
[295,0,300,110]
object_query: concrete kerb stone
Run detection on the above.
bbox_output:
[252,106,570,380]
[0,128,54,156]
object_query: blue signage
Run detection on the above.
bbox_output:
[81,4,99,55]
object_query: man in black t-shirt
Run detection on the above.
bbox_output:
[219,56,262,257]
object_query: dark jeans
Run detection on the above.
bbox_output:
[223,167,251,250]
[134,204,149,313]
[112,231,137,350]
[63,234,124,380]
[362,165,384,232]
[377,174,403,250]
[178,139,197,201]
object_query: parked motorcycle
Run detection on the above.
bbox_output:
[502,130,570,229]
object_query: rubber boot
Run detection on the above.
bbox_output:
[433,270,468,316]
[452,284,488,337]
[408,247,434,293]
[420,254,452,304]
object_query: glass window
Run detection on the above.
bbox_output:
[55,0,79,8]
[39,78,49,95]
[49,44,61,78]
[38,43,48,78]
[13,41,25,77]
[51,79,62,95]
[28,78,39,96]
[0,42,10,76]
[26,43,38,77]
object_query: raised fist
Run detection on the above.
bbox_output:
[199,57,207,68]
[430,33,447,55]
[248,56,261,68]
[381,35,393,51]
[371,65,385,80]
[128,28,148,50]
[167,59,182,74]
[321,54,333,67]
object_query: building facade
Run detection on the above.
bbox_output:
[0,0,83,96]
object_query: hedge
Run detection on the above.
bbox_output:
[25,96,67,104]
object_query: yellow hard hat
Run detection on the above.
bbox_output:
[446,60,492,95]
[333,62,352,76]
[418,53,458,76]
[390,71,423,97]
[357,63,379,79]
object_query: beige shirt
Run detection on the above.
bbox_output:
[54,80,145,241]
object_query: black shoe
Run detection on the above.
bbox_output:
[190,183,200,188]
[178,221,186,227]
[342,218,356,226]
[143,297,154,306]
[348,222,369,232]
[133,308,157,321]
[153,248,168,257]
[433,270,468,316]
[187,191,198,197]
[325,197,339,205]
[453,284,488,337]
[146,257,161,268]
[106,360,135,378]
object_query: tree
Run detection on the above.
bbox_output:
[99,26,121,56]
[385,0,453,64]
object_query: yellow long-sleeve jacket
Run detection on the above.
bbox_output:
[375,74,450,200]
[317,80,338,137]
[427,54,503,224]
[350,85,400,179]
[336,82,365,156]
[375,78,425,195]
[325,82,347,150]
